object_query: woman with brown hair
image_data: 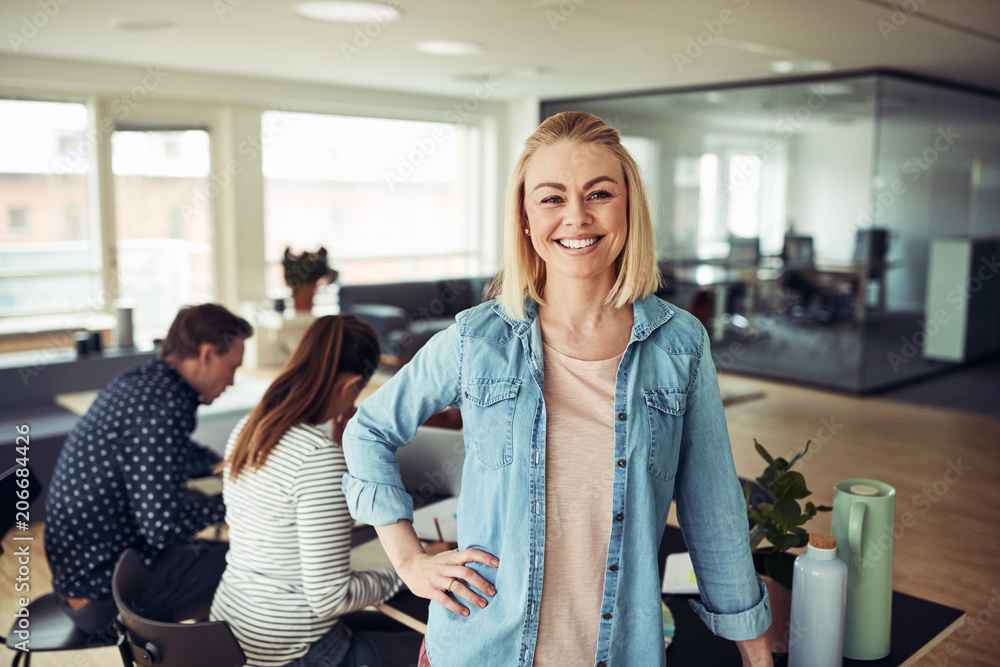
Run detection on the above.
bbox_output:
[210,314,423,667]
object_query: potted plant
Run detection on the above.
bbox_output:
[743,439,831,653]
[283,247,338,313]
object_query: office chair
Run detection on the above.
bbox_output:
[726,236,761,267]
[2,464,119,667]
[112,549,246,667]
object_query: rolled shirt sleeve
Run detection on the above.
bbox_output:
[342,322,462,527]
[674,325,771,641]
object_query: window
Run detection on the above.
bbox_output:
[695,145,787,258]
[261,111,485,293]
[112,129,215,346]
[0,99,100,317]
[7,209,30,236]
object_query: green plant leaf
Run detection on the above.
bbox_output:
[788,527,809,548]
[758,466,778,488]
[774,497,802,523]
[785,440,812,470]
[772,470,811,500]
[773,457,789,472]
[754,439,776,466]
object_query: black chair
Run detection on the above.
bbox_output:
[112,549,246,667]
[2,464,119,667]
[3,593,121,667]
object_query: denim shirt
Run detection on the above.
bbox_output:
[343,296,770,667]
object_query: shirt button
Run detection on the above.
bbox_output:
[617,412,626,421]
[609,564,619,572]
[615,513,624,522]
[602,613,612,620]
[617,459,626,467]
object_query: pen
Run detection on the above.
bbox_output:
[434,517,444,542]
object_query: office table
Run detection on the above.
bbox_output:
[354,511,966,665]
[673,265,782,339]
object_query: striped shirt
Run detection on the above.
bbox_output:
[210,417,402,667]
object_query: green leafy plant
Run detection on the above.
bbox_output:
[744,439,832,589]
[283,246,338,294]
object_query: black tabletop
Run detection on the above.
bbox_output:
[358,524,964,665]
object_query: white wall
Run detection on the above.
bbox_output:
[789,122,875,263]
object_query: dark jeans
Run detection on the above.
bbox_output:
[286,617,423,667]
[58,540,229,640]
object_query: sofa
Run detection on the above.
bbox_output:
[339,276,494,361]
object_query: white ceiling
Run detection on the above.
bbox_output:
[2,0,1000,102]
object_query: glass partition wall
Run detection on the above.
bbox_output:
[543,72,1000,392]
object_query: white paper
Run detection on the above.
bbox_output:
[662,551,699,595]
[411,496,459,542]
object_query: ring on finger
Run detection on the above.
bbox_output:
[447,578,457,592]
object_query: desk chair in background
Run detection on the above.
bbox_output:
[112,549,245,667]
[725,236,761,268]
[781,235,815,269]
[2,465,119,667]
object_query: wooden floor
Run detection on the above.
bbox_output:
[2,372,998,666]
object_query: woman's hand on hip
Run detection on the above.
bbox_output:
[397,547,499,617]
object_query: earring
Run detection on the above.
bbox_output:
[524,228,530,236]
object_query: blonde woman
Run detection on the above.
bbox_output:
[343,112,772,666]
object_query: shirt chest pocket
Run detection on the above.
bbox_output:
[643,388,687,482]
[462,377,520,470]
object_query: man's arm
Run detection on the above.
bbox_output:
[182,439,222,478]
[116,407,225,548]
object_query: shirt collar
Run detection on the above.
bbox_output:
[149,356,201,404]
[491,294,674,341]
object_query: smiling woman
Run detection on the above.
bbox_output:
[498,111,659,323]
[523,141,629,288]
[342,112,773,667]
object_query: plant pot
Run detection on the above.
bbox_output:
[761,573,793,655]
[292,283,317,313]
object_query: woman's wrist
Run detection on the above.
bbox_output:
[374,520,427,574]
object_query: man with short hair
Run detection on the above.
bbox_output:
[45,303,253,637]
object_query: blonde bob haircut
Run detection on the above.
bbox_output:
[496,111,660,321]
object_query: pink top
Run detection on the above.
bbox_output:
[533,342,623,667]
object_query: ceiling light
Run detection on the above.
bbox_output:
[111,19,177,33]
[811,82,855,96]
[770,60,835,75]
[414,40,484,57]
[295,2,401,24]
[452,66,552,83]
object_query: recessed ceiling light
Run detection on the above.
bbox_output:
[295,2,401,24]
[112,19,177,33]
[452,66,552,83]
[414,40,484,57]
[811,82,855,96]
[770,60,835,74]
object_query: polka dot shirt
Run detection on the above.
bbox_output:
[45,357,226,599]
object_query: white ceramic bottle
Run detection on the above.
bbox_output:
[788,534,848,667]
